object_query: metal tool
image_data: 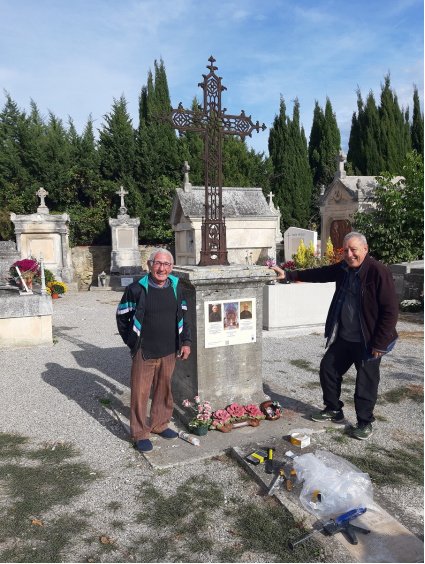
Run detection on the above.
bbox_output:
[288,507,370,549]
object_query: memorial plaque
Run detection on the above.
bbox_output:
[28,238,55,262]
[117,228,133,250]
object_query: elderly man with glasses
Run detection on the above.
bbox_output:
[116,248,191,452]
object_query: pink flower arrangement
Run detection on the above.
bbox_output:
[243,404,266,420]
[182,396,213,429]
[10,258,40,278]
[226,403,248,421]
[210,409,232,429]
[265,257,276,267]
[281,261,296,270]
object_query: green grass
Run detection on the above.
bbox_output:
[382,384,424,404]
[0,432,99,563]
[345,441,423,486]
[131,475,322,563]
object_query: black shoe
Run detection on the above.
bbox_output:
[346,423,373,440]
[311,409,345,423]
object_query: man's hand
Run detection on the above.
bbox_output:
[371,349,384,358]
[179,346,191,360]
[269,265,286,280]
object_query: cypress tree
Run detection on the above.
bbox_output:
[362,91,384,174]
[411,86,424,156]
[308,98,341,228]
[98,94,143,236]
[347,90,365,174]
[379,74,411,173]
[269,97,312,232]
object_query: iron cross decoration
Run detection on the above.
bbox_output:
[171,56,266,266]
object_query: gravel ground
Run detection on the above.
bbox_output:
[0,291,423,563]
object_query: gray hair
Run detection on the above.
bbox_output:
[148,248,174,264]
[343,232,368,246]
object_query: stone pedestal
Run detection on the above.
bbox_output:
[171,265,275,410]
[0,290,52,347]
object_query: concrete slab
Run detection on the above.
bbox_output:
[109,405,424,562]
[232,444,425,564]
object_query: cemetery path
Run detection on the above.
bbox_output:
[0,290,423,563]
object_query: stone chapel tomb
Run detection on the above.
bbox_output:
[170,162,283,266]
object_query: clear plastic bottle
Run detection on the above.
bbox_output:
[178,430,201,446]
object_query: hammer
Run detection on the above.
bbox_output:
[265,447,275,474]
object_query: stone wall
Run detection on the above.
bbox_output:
[71,245,159,290]
[389,260,424,302]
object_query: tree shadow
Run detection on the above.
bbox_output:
[53,325,131,388]
[42,362,130,441]
[263,383,318,422]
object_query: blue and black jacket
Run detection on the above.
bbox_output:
[116,274,191,357]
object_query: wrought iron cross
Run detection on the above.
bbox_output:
[171,56,266,266]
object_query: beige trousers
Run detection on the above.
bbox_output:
[130,350,176,441]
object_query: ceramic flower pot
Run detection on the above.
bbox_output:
[51,293,60,299]
[191,425,209,436]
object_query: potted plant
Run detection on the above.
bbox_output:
[10,258,40,289]
[47,280,67,298]
[182,396,213,436]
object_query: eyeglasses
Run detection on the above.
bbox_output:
[151,261,172,268]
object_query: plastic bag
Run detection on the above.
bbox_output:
[292,450,373,519]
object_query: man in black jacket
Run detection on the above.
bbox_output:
[271,232,398,440]
[117,248,191,452]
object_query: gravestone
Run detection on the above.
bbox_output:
[93,186,145,290]
[10,187,74,284]
[172,265,274,410]
[0,241,20,287]
[283,227,318,262]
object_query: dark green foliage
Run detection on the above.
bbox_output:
[411,86,424,156]
[353,151,424,263]
[308,98,341,229]
[348,75,412,175]
[269,97,312,232]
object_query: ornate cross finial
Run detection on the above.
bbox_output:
[182,161,192,192]
[268,191,274,207]
[336,150,347,178]
[36,187,49,214]
[116,185,128,216]
[170,57,266,266]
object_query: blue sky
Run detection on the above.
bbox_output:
[1,0,423,156]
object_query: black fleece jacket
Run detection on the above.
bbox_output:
[285,254,398,353]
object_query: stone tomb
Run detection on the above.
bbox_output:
[319,150,403,251]
[283,227,318,262]
[95,185,146,290]
[172,265,274,413]
[10,187,74,284]
[171,163,282,266]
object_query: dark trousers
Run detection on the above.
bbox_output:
[319,337,381,426]
[130,350,176,441]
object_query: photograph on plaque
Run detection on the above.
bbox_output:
[204,298,256,349]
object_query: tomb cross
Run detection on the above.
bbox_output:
[170,56,266,266]
[116,185,128,215]
[36,187,48,208]
[337,150,347,178]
